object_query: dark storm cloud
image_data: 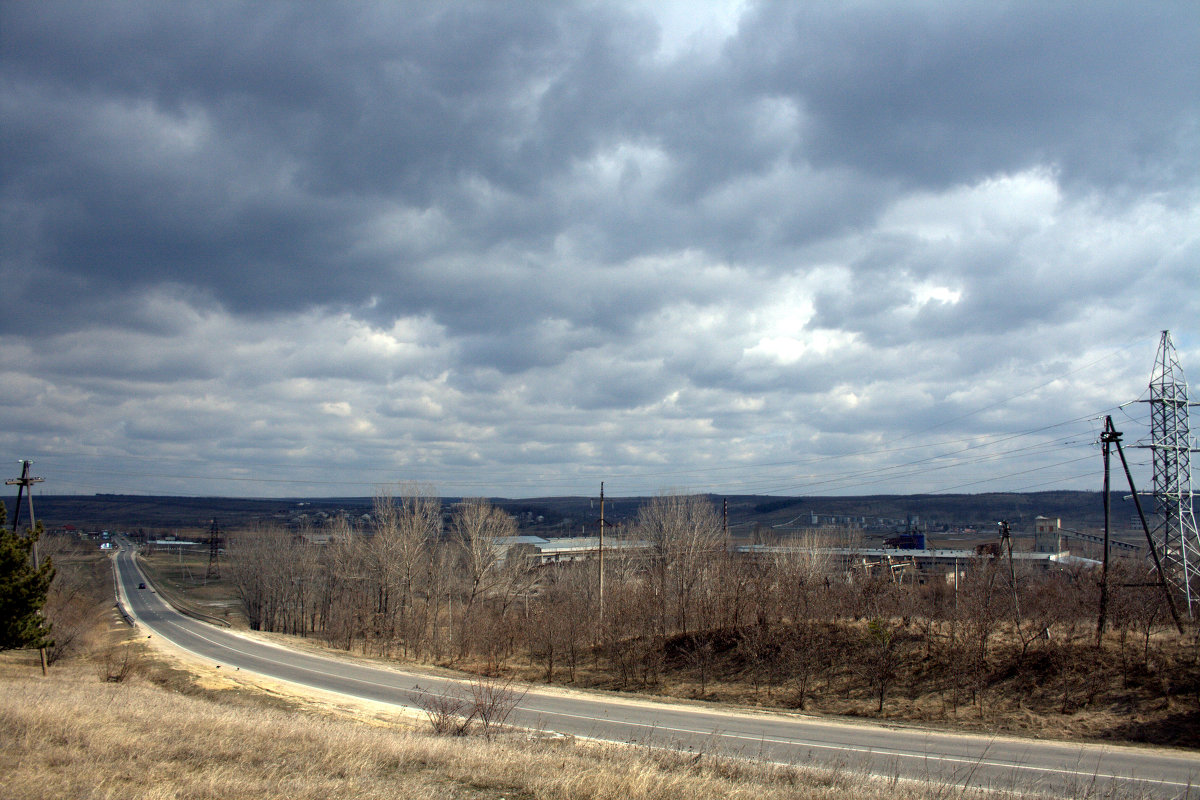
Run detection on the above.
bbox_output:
[6,1,1195,329]
[731,1,1200,190]
[1,1,1196,496]
[3,2,603,327]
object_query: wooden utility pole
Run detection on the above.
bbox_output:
[722,497,728,550]
[6,460,47,674]
[1097,422,1116,642]
[6,460,44,563]
[598,481,605,624]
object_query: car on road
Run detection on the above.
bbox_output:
[138,582,146,589]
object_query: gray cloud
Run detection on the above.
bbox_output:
[1,1,1196,497]
[731,1,1200,189]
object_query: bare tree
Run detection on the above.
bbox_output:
[602,574,663,687]
[367,490,402,647]
[226,526,280,631]
[427,536,456,661]
[637,493,724,638]
[321,518,371,650]
[524,564,593,683]
[98,643,143,683]
[682,635,718,697]
[412,685,472,736]
[452,498,516,657]
[776,542,836,709]
[858,618,903,713]
[227,525,324,636]
[470,674,526,739]
[1107,561,1165,685]
[737,619,791,701]
[366,485,440,656]
[395,484,441,657]
[957,557,1003,716]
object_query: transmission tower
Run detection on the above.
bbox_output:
[1144,330,1200,616]
[205,519,222,581]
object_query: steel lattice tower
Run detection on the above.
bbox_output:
[1146,330,1200,616]
[205,519,221,581]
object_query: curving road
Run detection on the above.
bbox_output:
[113,545,1197,798]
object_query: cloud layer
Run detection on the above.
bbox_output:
[2,1,1197,497]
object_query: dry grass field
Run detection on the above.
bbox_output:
[0,647,1069,800]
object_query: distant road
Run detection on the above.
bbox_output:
[114,545,1196,799]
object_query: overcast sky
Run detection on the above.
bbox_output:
[2,1,1197,500]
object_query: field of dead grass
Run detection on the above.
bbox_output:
[4,645,1133,800]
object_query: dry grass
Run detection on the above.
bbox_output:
[1,647,1108,800]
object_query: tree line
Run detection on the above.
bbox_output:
[226,490,1197,721]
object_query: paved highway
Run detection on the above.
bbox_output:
[113,546,1197,798]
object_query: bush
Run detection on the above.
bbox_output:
[412,675,525,739]
[97,644,143,683]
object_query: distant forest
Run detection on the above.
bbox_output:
[23,490,1139,535]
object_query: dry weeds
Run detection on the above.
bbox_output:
[1,649,1109,800]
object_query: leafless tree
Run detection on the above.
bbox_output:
[521,563,596,683]
[451,498,516,657]
[637,493,724,638]
[412,685,472,736]
[226,526,282,631]
[396,484,441,656]
[427,536,456,661]
[321,518,371,650]
[682,635,718,697]
[736,618,774,699]
[774,543,837,709]
[857,617,903,713]
[98,643,143,682]
[602,574,662,687]
[526,565,578,682]
[366,485,440,656]
[956,557,1003,716]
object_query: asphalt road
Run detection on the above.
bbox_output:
[113,546,1197,798]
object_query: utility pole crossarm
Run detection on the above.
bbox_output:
[4,475,44,485]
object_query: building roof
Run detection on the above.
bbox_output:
[493,535,550,546]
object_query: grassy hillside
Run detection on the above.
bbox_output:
[0,649,1066,800]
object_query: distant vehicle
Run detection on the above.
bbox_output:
[138,582,146,589]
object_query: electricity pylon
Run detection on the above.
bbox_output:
[1144,330,1200,616]
[205,519,221,582]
